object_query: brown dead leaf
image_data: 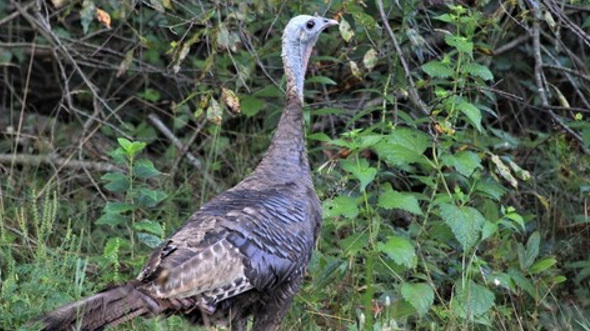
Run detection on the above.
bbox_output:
[96,8,111,29]
[221,87,241,114]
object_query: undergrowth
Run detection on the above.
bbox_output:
[1,0,590,330]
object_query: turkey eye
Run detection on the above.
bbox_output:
[306,20,315,29]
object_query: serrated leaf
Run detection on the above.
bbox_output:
[378,185,423,216]
[529,257,557,274]
[377,236,416,268]
[439,203,485,251]
[401,283,434,317]
[452,281,495,319]
[341,159,377,192]
[442,151,482,177]
[104,202,135,214]
[422,61,454,78]
[363,48,378,71]
[137,233,163,248]
[117,138,133,152]
[133,220,163,236]
[96,213,126,226]
[136,188,167,208]
[323,195,359,219]
[341,232,369,256]
[475,179,506,200]
[373,128,430,166]
[101,172,129,192]
[465,63,494,81]
[133,159,159,179]
[339,17,354,42]
[456,99,482,132]
[445,35,473,56]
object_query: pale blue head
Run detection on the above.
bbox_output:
[282,15,338,99]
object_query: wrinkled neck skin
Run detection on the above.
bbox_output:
[249,36,314,186]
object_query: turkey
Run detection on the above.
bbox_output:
[36,14,338,331]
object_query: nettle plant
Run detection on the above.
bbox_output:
[309,5,563,330]
[97,138,167,282]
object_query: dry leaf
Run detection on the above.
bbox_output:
[96,8,111,29]
[51,0,66,8]
[221,87,241,114]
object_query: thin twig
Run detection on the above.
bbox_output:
[0,154,123,172]
[528,0,590,155]
[147,113,219,191]
[376,0,429,115]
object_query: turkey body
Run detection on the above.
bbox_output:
[37,15,337,331]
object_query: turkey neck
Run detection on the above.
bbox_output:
[253,39,312,185]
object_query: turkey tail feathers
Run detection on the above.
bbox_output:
[38,282,162,331]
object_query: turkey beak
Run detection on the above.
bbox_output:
[321,18,339,30]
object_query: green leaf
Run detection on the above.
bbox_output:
[323,195,359,219]
[96,213,126,227]
[434,13,456,23]
[519,231,540,271]
[452,281,495,319]
[138,88,161,102]
[475,179,506,200]
[103,202,135,214]
[481,221,497,241]
[137,233,163,248]
[339,17,354,42]
[133,159,159,179]
[456,99,482,132]
[401,283,434,317]
[373,128,430,166]
[133,220,163,236]
[117,138,146,157]
[442,151,482,177]
[103,237,128,259]
[341,159,377,192]
[341,232,369,257]
[465,63,494,81]
[377,236,416,268]
[439,203,485,251]
[136,188,167,208]
[307,76,337,85]
[529,257,557,274]
[445,35,473,56]
[117,138,133,153]
[240,96,265,117]
[101,172,129,193]
[80,0,96,34]
[421,61,454,78]
[509,269,537,299]
[378,185,423,216]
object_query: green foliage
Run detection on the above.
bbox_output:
[2,0,590,330]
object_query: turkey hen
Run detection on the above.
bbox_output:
[36,14,338,331]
